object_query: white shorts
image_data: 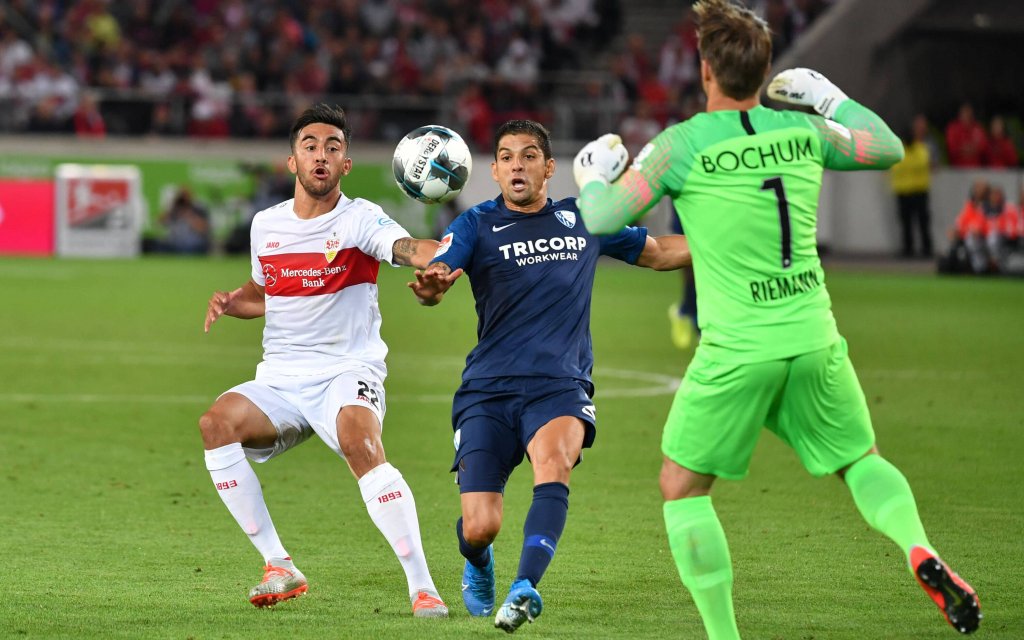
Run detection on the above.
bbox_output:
[223,367,387,463]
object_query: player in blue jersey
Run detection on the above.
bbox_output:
[408,119,692,633]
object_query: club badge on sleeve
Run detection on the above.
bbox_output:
[434,232,454,257]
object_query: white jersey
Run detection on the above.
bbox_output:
[249,194,409,378]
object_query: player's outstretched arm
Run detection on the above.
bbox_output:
[408,262,463,306]
[392,237,440,269]
[768,67,904,170]
[574,134,634,235]
[204,280,265,333]
[575,134,669,235]
[634,234,692,271]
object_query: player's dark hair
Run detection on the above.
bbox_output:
[493,120,552,160]
[290,103,351,151]
[694,0,772,100]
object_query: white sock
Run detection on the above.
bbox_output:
[205,443,290,564]
[358,462,437,597]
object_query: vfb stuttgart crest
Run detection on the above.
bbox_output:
[262,263,277,287]
[555,210,576,229]
[325,234,340,262]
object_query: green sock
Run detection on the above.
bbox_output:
[845,454,932,563]
[663,496,740,640]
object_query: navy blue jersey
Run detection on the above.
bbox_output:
[431,195,648,383]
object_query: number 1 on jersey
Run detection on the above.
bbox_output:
[760,177,792,268]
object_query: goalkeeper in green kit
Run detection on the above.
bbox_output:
[573,0,981,637]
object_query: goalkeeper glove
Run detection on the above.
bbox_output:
[767,68,849,119]
[573,133,629,189]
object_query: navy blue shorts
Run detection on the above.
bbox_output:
[450,377,597,494]
[670,213,684,235]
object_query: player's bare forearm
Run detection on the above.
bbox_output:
[635,234,691,271]
[408,261,462,306]
[204,280,264,333]
[392,237,439,269]
[821,100,904,170]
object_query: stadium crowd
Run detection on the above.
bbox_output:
[0,0,837,146]
[5,0,1022,167]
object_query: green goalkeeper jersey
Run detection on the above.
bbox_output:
[580,101,903,364]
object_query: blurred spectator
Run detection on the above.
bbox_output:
[889,114,935,258]
[1010,187,1024,242]
[186,55,231,137]
[0,24,34,80]
[24,56,80,132]
[224,163,292,254]
[446,24,491,87]
[763,0,797,55]
[607,54,638,114]
[657,10,699,98]
[943,179,991,274]
[983,115,1018,168]
[360,0,397,38]
[620,34,653,89]
[577,0,622,51]
[984,185,1020,272]
[494,38,542,122]
[294,51,329,97]
[73,90,106,137]
[410,16,461,78]
[945,103,988,167]
[454,81,493,152]
[228,71,277,138]
[138,51,178,98]
[144,188,211,255]
[496,38,540,92]
[620,99,661,157]
[1001,188,1024,271]
[525,0,586,73]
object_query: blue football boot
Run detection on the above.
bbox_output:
[494,578,543,633]
[461,545,495,616]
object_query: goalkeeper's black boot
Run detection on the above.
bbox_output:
[910,546,981,634]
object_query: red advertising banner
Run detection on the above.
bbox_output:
[0,180,55,256]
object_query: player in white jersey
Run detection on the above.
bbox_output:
[200,104,448,618]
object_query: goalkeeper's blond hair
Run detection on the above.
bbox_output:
[693,0,772,100]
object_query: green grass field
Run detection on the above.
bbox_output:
[2,256,1021,639]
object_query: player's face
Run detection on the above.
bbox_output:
[491,133,554,213]
[288,123,352,198]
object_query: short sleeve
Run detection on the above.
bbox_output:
[352,200,412,267]
[250,215,265,284]
[430,209,478,271]
[598,225,648,264]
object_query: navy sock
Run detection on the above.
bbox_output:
[457,517,491,568]
[516,482,570,587]
[680,266,698,322]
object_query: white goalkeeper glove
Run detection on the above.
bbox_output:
[573,133,629,189]
[767,68,849,119]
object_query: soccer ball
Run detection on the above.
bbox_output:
[393,125,472,205]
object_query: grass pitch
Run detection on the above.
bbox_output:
[1,256,1021,639]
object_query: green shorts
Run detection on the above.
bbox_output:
[662,337,875,479]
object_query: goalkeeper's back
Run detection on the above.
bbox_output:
[652,102,901,364]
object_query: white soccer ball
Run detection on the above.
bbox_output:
[393,125,472,205]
